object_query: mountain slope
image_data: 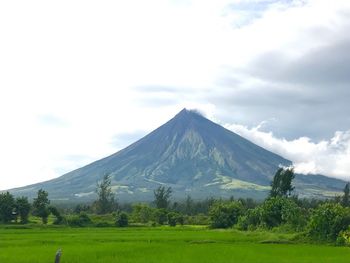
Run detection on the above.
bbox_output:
[9,109,345,201]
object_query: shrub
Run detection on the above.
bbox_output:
[237,207,262,230]
[167,212,179,227]
[48,206,64,225]
[131,204,154,223]
[68,213,92,227]
[153,208,168,225]
[336,228,350,246]
[209,201,243,228]
[308,203,350,241]
[260,197,304,229]
[176,214,184,225]
[115,212,128,227]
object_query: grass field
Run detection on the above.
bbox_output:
[1,226,349,263]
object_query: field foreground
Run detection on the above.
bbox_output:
[0,226,349,263]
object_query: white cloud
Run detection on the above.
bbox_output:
[0,0,349,189]
[225,122,350,180]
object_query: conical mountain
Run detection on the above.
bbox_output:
[10,109,345,201]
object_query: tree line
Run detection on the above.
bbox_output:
[1,169,350,244]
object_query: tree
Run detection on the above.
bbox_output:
[153,186,172,209]
[308,203,350,241]
[67,213,92,227]
[342,182,350,207]
[209,201,243,228]
[153,208,168,225]
[260,196,304,229]
[115,212,128,227]
[167,212,179,227]
[237,207,262,231]
[95,173,116,214]
[15,197,31,224]
[131,204,154,223]
[270,167,295,198]
[48,206,64,225]
[0,192,15,223]
[32,189,50,224]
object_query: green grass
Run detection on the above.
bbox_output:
[0,226,349,263]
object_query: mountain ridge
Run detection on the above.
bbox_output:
[8,109,345,201]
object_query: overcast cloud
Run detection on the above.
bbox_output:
[0,0,349,189]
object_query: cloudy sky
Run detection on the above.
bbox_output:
[0,0,349,190]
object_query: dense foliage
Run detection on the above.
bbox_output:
[115,212,129,227]
[0,192,15,223]
[209,201,243,228]
[1,168,350,245]
[308,203,350,241]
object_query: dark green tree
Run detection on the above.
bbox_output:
[0,192,15,223]
[153,186,172,209]
[260,196,304,229]
[95,173,116,214]
[153,208,168,225]
[115,212,128,227]
[67,213,92,227]
[15,197,31,224]
[209,201,243,228]
[167,212,179,227]
[48,206,64,224]
[342,182,350,207]
[32,189,50,224]
[270,167,295,198]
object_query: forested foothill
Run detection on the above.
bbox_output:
[1,169,350,246]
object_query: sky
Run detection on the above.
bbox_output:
[0,0,349,190]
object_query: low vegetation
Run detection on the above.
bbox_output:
[1,169,350,262]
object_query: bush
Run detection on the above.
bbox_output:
[260,197,304,229]
[131,204,154,223]
[237,207,262,230]
[153,208,168,225]
[115,212,128,227]
[209,201,243,228]
[308,203,350,242]
[48,206,64,225]
[67,213,92,227]
[167,212,180,227]
[336,228,350,246]
[176,214,184,225]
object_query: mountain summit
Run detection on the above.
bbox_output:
[10,109,345,201]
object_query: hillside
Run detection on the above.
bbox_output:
[9,109,345,201]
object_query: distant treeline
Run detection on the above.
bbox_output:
[1,168,350,245]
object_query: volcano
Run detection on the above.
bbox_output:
[9,109,345,201]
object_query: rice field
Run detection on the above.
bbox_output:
[0,226,349,263]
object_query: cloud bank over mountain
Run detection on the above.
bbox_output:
[226,123,350,180]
